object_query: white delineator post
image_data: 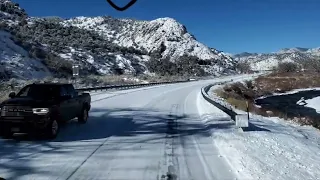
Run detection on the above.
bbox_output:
[236,101,249,128]
[236,114,249,128]
[72,64,80,88]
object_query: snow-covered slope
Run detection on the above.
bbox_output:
[0,30,51,80]
[62,16,230,63]
[206,82,320,180]
[234,48,320,71]
[0,0,236,79]
[60,16,236,74]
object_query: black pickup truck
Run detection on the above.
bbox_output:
[0,83,91,139]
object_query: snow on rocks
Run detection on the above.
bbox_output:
[0,30,51,80]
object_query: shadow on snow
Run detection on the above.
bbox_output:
[0,107,238,180]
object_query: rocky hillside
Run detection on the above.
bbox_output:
[234,47,320,71]
[0,0,236,81]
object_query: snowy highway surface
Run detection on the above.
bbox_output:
[1,74,320,180]
[0,76,245,180]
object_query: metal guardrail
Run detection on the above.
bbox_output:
[201,81,250,129]
[201,81,238,120]
[75,80,190,92]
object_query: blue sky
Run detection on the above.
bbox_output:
[15,0,320,54]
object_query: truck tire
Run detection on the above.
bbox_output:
[45,119,59,139]
[78,107,89,124]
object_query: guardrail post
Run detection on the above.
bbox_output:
[235,114,249,128]
[246,101,250,120]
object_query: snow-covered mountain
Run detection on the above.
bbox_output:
[0,0,51,80]
[62,16,223,61]
[234,47,320,71]
[0,0,236,80]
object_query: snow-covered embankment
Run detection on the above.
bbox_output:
[198,80,320,180]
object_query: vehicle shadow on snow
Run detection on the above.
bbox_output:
[1,107,239,143]
[0,138,65,180]
[53,107,238,142]
[0,107,236,180]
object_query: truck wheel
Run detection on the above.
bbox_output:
[78,108,88,124]
[46,119,59,139]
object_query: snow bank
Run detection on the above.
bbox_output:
[305,97,320,113]
[213,114,320,180]
[200,82,320,180]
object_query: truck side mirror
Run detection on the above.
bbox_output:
[9,92,16,98]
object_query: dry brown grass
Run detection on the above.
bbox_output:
[215,88,248,111]
[255,72,320,93]
[225,98,247,111]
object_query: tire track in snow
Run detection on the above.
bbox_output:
[158,104,179,180]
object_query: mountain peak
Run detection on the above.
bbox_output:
[233,52,259,58]
[154,17,177,22]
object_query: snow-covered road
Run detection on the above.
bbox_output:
[0,76,248,180]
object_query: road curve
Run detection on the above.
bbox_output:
[0,76,247,180]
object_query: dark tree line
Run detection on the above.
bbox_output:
[235,61,252,73]
[146,55,207,76]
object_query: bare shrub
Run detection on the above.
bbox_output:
[245,80,253,89]
[300,58,320,73]
[235,61,252,73]
[276,62,298,73]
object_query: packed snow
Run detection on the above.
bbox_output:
[213,115,320,180]
[0,76,241,180]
